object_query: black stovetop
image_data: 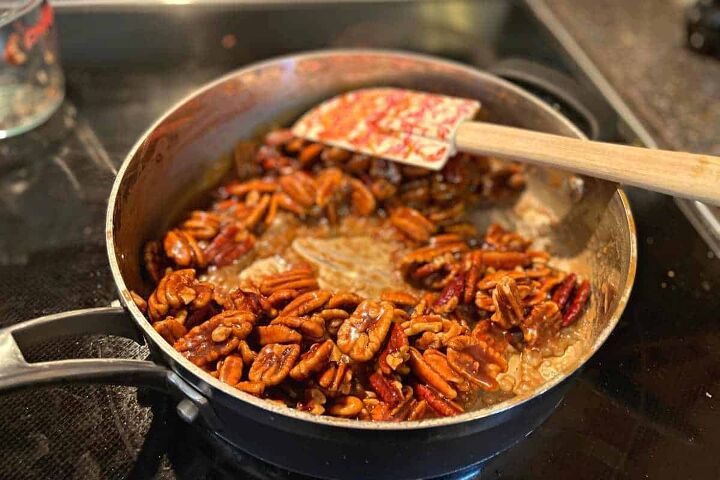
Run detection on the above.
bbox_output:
[1,1,719,479]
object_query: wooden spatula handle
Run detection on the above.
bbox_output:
[456,122,720,205]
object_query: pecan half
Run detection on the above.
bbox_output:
[217,289,265,316]
[526,273,564,306]
[478,251,530,269]
[369,178,397,201]
[444,222,478,239]
[283,137,305,154]
[472,319,508,354]
[484,223,531,252]
[264,194,280,226]
[279,290,332,317]
[380,290,419,308]
[259,266,318,296]
[562,280,590,327]
[378,323,410,374]
[349,178,376,216]
[363,399,392,421]
[297,388,327,415]
[328,396,364,418]
[393,308,410,323]
[316,308,350,321]
[217,310,256,337]
[267,192,306,224]
[368,371,403,406]
[218,355,244,385]
[317,362,352,396]
[522,301,562,346]
[267,289,300,308]
[241,193,271,230]
[400,242,469,270]
[407,400,428,421]
[337,300,395,362]
[390,207,436,242]
[446,348,498,392]
[321,146,352,165]
[491,276,524,329]
[410,254,461,289]
[447,335,507,373]
[415,384,463,417]
[408,347,457,399]
[423,349,468,392]
[164,229,206,268]
[463,251,483,305]
[256,325,302,345]
[271,315,325,341]
[298,143,324,168]
[130,291,147,313]
[382,397,422,422]
[402,314,444,337]
[317,309,349,337]
[174,311,251,367]
[434,271,466,313]
[203,224,255,267]
[398,178,431,206]
[143,240,167,284]
[148,269,214,323]
[428,203,465,225]
[153,317,187,344]
[235,381,265,396]
[290,340,334,381]
[474,291,494,311]
[225,178,279,197]
[181,211,221,240]
[413,318,468,350]
[315,167,346,208]
[237,340,257,365]
[446,339,505,392]
[345,154,372,174]
[279,171,316,207]
[552,273,577,310]
[414,332,440,350]
[476,269,528,290]
[327,292,364,311]
[278,190,308,217]
[248,343,300,386]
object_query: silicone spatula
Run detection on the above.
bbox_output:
[292,88,720,205]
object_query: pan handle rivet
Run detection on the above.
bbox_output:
[176,398,200,423]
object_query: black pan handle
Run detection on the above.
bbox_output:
[0,307,169,393]
[489,58,618,141]
[0,307,221,429]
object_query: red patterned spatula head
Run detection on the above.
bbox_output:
[292,88,480,170]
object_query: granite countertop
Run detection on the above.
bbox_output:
[543,0,720,155]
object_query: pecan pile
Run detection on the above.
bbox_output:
[133,129,590,421]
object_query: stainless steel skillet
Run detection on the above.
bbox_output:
[0,50,636,479]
